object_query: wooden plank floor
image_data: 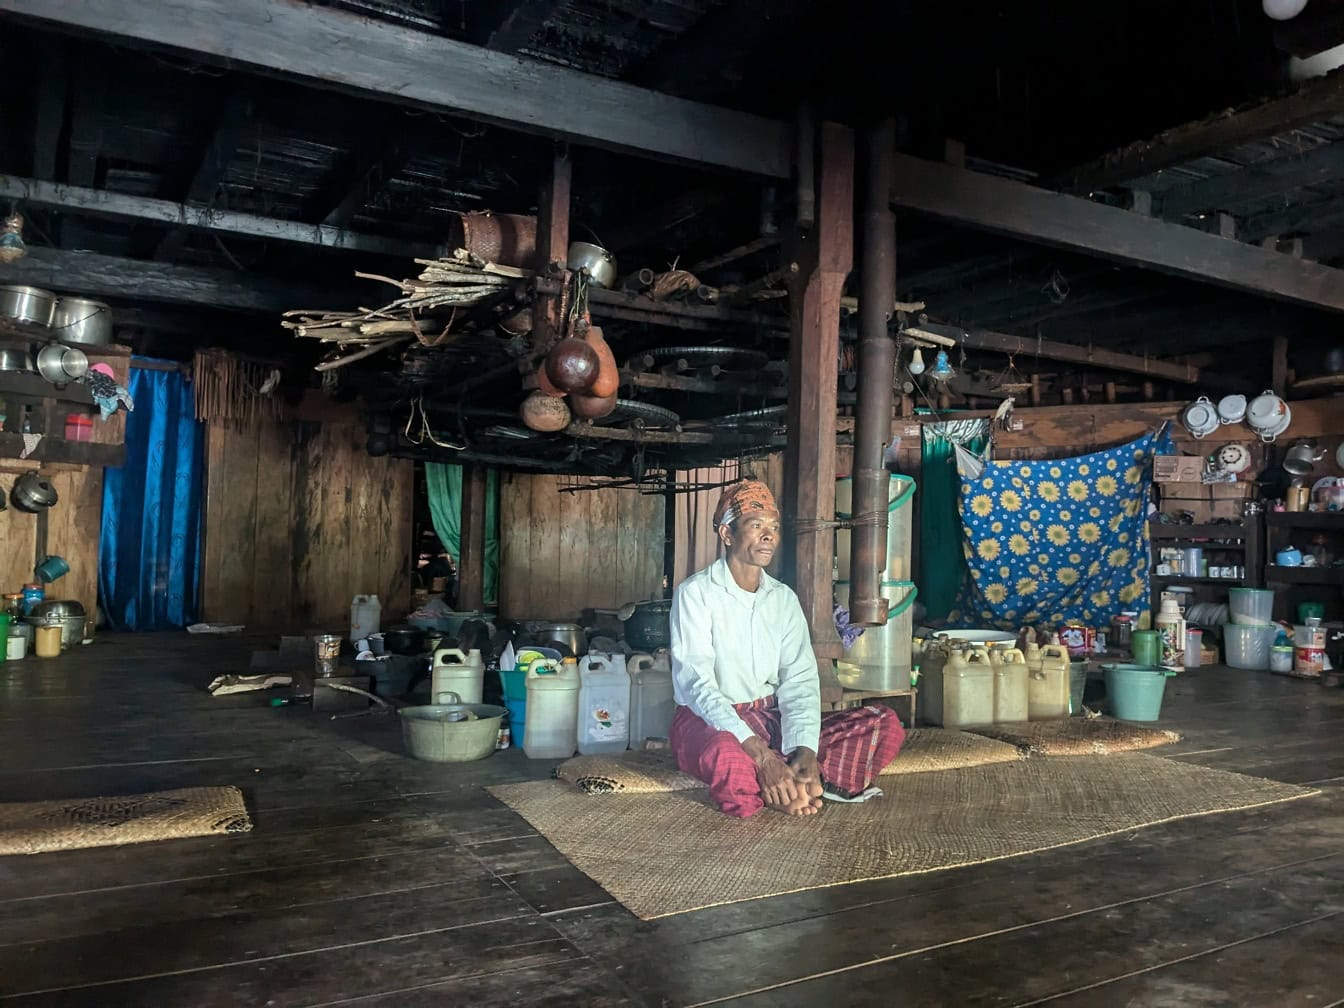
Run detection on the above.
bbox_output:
[1,635,1341,1006]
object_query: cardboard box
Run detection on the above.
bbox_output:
[1157,481,1254,522]
[1154,455,1204,483]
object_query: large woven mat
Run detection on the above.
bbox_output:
[0,787,252,856]
[554,729,1023,795]
[490,754,1317,919]
[969,717,1181,756]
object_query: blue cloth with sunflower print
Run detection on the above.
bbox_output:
[948,429,1172,630]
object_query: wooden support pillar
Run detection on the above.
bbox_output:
[457,464,488,611]
[531,148,573,355]
[783,122,853,672]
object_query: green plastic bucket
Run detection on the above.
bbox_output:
[1102,663,1174,722]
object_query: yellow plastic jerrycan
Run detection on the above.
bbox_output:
[1028,644,1071,720]
[989,647,1030,723]
[942,646,995,728]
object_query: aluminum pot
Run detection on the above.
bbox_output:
[0,347,32,372]
[524,621,586,656]
[0,285,56,327]
[30,600,87,650]
[11,471,58,513]
[383,626,428,655]
[567,242,618,289]
[35,342,88,386]
[1282,441,1326,477]
[51,298,113,347]
[622,600,672,651]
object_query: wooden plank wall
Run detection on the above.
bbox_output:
[0,464,102,616]
[497,473,665,619]
[201,416,413,630]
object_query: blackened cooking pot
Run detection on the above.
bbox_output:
[623,599,671,651]
[383,626,428,655]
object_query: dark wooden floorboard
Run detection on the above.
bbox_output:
[2,636,1342,1007]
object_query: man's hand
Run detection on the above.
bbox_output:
[788,747,820,785]
[742,736,799,807]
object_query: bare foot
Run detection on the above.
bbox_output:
[766,780,823,817]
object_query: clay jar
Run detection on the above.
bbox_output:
[545,338,599,394]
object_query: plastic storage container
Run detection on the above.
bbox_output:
[401,703,506,762]
[1224,623,1275,670]
[628,651,675,746]
[1131,629,1162,667]
[432,647,485,704]
[576,653,631,755]
[1068,659,1088,715]
[1228,588,1274,626]
[989,647,1030,722]
[940,647,995,728]
[1103,664,1174,722]
[1028,645,1071,720]
[1154,595,1186,671]
[350,594,381,641]
[64,414,93,442]
[916,639,958,726]
[523,657,580,758]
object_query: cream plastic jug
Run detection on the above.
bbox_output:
[523,657,580,759]
[989,647,1030,723]
[916,638,957,725]
[1028,644,1071,720]
[577,653,631,755]
[350,594,381,642]
[942,646,995,728]
[628,651,675,746]
[432,647,485,704]
[34,624,62,659]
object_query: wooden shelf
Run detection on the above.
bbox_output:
[1149,522,1251,540]
[1152,574,1249,585]
[0,432,124,467]
[0,372,94,406]
[1265,512,1344,530]
[1264,565,1344,585]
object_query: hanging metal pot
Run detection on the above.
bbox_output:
[11,471,58,513]
[622,599,672,651]
[51,298,113,347]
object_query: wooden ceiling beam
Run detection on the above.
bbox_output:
[306,138,417,230]
[1048,68,1344,194]
[890,152,1344,314]
[477,0,566,53]
[0,174,436,258]
[1157,139,1344,220]
[0,0,792,178]
[0,246,360,313]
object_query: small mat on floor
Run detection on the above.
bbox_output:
[554,729,1023,795]
[491,754,1316,919]
[0,786,252,856]
[968,717,1181,755]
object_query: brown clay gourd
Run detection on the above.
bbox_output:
[520,390,571,432]
[536,360,565,397]
[569,390,617,420]
[545,337,600,394]
[584,325,619,399]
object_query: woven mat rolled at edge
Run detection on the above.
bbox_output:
[0,786,253,856]
[968,717,1182,756]
[554,729,1024,796]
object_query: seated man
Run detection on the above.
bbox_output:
[669,479,905,818]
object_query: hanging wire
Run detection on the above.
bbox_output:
[403,396,464,449]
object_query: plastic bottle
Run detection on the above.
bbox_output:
[523,657,580,759]
[432,647,485,704]
[349,594,381,642]
[1154,595,1186,671]
[989,647,1030,722]
[628,650,675,747]
[576,653,631,755]
[917,638,957,725]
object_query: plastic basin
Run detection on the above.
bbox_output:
[400,704,505,762]
[1102,664,1173,722]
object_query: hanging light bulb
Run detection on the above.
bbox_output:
[0,209,26,264]
[907,346,926,375]
[930,349,956,382]
[1263,0,1309,20]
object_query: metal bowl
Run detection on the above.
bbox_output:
[567,242,617,289]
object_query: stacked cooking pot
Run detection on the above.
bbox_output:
[0,285,113,385]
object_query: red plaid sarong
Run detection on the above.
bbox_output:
[670,697,905,818]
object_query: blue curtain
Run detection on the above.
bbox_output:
[99,360,205,630]
[948,428,1173,630]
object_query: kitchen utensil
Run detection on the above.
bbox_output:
[34,555,69,583]
[382,626,428,655]
[622,600,673,651]
[1216,393,1247,424]
[401,702,506,762]
[11,472,58,512]
[566,242,618,289]
[523,621,586,656]
[1254,403,1293,443]
[1275,547,1303,566]
[1337,441,1344,469]
[1283,441,1326,476]
[0,285,56,327]
[1181,397,1218,438]
[1286,484,1310,511]
[0,347,32,372]
[34,343,88,386]
[50,297,113,347]
[545,338,600,394]
[29,599,87,649]
[1215,443,1251,475]
[1247,390,1287,430]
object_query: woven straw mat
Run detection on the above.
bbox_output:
[554,729,1023,795]
[0,786,252,856]
[490,753,1317,919]
[970,717,1181,756]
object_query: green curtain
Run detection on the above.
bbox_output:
[425,463,500,605]
[919,420,990,621]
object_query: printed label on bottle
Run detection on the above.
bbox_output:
[587,704,626,741]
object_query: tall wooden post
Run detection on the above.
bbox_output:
[531,147,573,356]
[783,122,854,692]
[457,464,488,611]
